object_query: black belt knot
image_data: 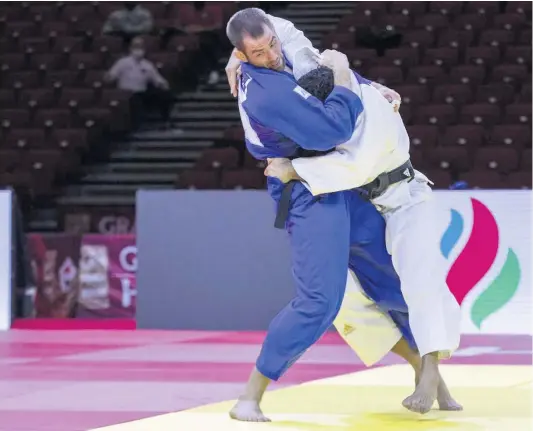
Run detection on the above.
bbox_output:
[358,159,414,200]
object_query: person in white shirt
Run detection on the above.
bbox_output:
[105,37,174,127]
[102,2,153,42]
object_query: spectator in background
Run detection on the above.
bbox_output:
[177,2,224,85]
[104,37,175,129]
[102,2,154,44]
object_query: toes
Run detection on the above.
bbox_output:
[402,395,434,414]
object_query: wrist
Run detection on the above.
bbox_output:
[290,162,303,181]
[333,69,352,89]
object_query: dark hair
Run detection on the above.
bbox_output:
[226,8,273,51]
[296,67,335,102]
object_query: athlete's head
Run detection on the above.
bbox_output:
[296,66,335,102]
[226,8,285,71]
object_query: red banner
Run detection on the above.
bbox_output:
[27,234,82,318]
[76,235,136,319]
[27,234,136,319]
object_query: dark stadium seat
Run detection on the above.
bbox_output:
[221,169,266,190]
[195,148,240,170]
[474,147,519,173]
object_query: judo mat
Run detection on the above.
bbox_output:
[94,364,532,431]
[0,330,530,431]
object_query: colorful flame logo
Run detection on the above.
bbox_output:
[440,198,521,329]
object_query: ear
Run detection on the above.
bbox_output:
[235,50,247,63]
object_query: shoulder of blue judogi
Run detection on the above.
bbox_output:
[240,65,364,152]
[238,71,288,159]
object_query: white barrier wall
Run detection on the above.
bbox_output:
[434,190,531,334]
[136,189,532,334]
[0,190,13,330]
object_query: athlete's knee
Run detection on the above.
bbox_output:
[298,290,344,323]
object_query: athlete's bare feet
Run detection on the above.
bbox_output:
[229,399,271,422]
[403,353,439,414]
[437,380,463,411]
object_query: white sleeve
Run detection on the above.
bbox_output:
[291,141,379,196]
[267,14,319,67]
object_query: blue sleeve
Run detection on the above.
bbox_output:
[352,69,372,86]
[246,79,363,151]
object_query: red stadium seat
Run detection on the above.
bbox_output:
[490,65,529,86]
[221,169,265,190]
[464,1,500,18]
[406,66,446,86]
[5,130,45,150]
[428,2,463,18]
[440,126,485,151]
[366,67,404,86]
[414,14,450,33]
[406,125,438,150]
[453,14,488,34]
[384,48,420,69]
[401,30,436,50]
[414,104,457,127]
[428,146,470,171]
[474,147,519,173]
[423,47,459,68]
[489,125,531,150]
[177,170,219,189]
[423,169,453,189]
[243,152,267,169]
[396,85,430,106]
[432,85,473,106]
[459,104,501,126]
[493,14,527,32]
[459,171,504,189]
[475,84,515,105]
[195,148,240,170]
[506,172,532,189]
[520,149,532,172]
[504,104,531,125]
[465,47,501,68]
[389,2,427,17]
[449,65,486,87]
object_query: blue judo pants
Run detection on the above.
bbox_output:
[256,183,415,381]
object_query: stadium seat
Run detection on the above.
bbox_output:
[221,169,266,190]
[195,147,240,170]
[474,147,519,173]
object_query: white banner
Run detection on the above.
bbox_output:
[0,190,13,331]
[434,190,531,335]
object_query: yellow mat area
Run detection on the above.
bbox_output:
[93,365,533,431]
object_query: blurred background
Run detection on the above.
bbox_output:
[0,0,529,320]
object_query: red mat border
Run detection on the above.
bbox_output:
[11,319,136,330]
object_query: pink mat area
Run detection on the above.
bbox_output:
[0,330,530,431]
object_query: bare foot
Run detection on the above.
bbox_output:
[403,355,439,414]
[437,382,463,411]
[229,399,271,422]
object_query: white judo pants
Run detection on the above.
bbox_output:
[334,270,403,366]
[372,171,462,358]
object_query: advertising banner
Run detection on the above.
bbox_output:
[435,191,531,335]
[27,233,81,318]
[76,235,136,318]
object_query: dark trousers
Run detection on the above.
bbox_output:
[130,87,174,124]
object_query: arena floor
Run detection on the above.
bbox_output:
[0,330,530,431]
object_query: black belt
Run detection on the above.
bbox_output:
[358,159,414,200]
[274,159,415,229]
[274,180,297,229]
